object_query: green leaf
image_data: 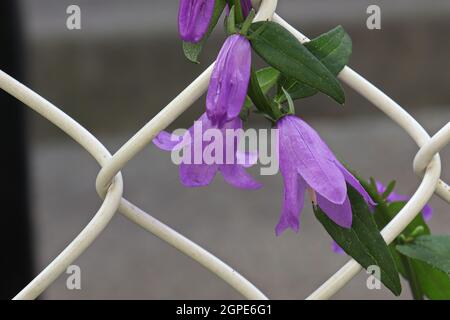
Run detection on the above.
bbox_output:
[396,235,450,274]
[382,180,396,199]
[232,0,244,24]
[392,246,450,300]
[281,87,295,114]
[304,25,352,75]
[274,25,351,103]
[254,67,281,93]
[240,9,255,36]
[377,200,449,299]
[314,186,402,296]
[182,0,226,63]
[226,5,237,34]
[275,77,317,103]
[243,67,280,110]
[244,69,282,121]
[358,179,450,299]
[410,259,450,300]
[248,21,345,104]
[182,42,203,64]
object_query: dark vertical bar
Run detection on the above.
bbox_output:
[0,1,33,299]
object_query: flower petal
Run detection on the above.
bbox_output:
[277,116,347,204]
[335,161,376,206]
[275,152,307,236]
[386,192,409,203]
[206,34,251,124]
[331,240,345,255]
[178,0,215,43]
[153,130,184,151]
[317,194,353,228]
[422,204,433,221]
[180,163,218,187]
[241,0,253,17]
[236,150,258,168]
[375,181,386,195]
[219,164,261,190]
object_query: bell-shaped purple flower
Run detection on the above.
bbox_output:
[206,34,251,125]
[178,0,215,43]
[153,113,261,189]
[275,115,375,236]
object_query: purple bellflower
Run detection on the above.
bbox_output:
[178,0,215,43]
[153,113,261,189]
[332,181,433,254]
[206,34,251,125]
[275,115,376,236]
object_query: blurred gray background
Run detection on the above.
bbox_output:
[17,0,450,299]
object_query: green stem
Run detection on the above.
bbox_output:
[399,253,424,300]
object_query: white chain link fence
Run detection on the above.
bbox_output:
[2,0,449,300]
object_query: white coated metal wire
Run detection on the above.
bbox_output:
[1,0,448,300]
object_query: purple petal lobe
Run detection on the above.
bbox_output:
[275,154,307,236]
[335,161,376,206]
[220,165,262,190]
[177,113,218,187]
[153,131,185,151]
[277,116,347,205]
[218,117,261,189]
[241,0,253,17]
[154,112,261,191]
[331,241,345,255]
[386,192,409,203]
[180,163,218,187]
[317,194,353,228]
[236,150,258,168]
[422,204,433,221]
[178,0,215,43]
[375,181,386,195]
[206,35,251,124]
